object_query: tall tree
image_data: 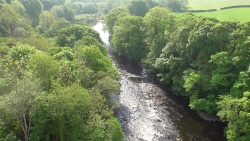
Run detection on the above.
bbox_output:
[112,15,147,62]
[0,77,41,141]
[105,7,129,34]
[143,7,174,70]
[158,0,187,12]
[128,0,148,17]
[21,0,43,26]
[38,11,55,34]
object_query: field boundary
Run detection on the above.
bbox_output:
[181,4,250,13]
[220,5,250,10]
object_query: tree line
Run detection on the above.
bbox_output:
[0,1,124,141]
[106,4,250,141]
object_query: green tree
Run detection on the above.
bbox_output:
[31,84,92,141]
[51,5,65,19]
[218,92,250,141]
[57,25,101,47]
[38,11,55,34]
[41,0,53,10]
[78,46,115,73]
[143,7,174,70]
[83,2,98,14]
[4,44,35,77]
[21,0,43,26]
[0,3,30,37]
[48,19,70,37]
[30,52,59,91]
[0,77,41,141]
[158,0,187,12]
[112,15,147,62]
[20,32,57,52]
[95,76,120,97]
[105,7,129,34]
[72,2,83,14]
[128,0,148,17]
[51,4,75,21]
[63,4,75,21]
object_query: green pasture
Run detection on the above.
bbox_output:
[187,0,250,10]
[194,8,250,22]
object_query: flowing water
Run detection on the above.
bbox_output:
[93,22,226,141]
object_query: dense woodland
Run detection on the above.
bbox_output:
[0,0,250,141]
[106,2,250,141]
[0,0,124,141]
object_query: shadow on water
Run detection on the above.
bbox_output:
[109,50,143,76]
[93,21,226,141]
[115,52,226,141]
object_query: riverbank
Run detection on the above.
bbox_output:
[93,22,226,141]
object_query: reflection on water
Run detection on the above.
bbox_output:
[93,21,226,141]
[92,22,110,46]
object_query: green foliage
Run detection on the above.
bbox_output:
[57,25,102,47]
[31,82,122,141]
[0,3,31,37]
[83,2,98,14]
[107,4,250,140]
[105,118,124,141]
[50,47,74,61]
[38,11,55,34]
[157,0,187,12]
[105,7,129,34]
[0,1,123,137]
[209,52,236,90]
[154,15,240,114]
[4,44,35,77]
[62,4,75,21]
[40,0,66,11]
[72,2,84,14]
[48,19,70,37]
[0,117,19,141]
[95,76,120,97]
[77,46,115,73]
[74,35,107,54]
[57,60,78,86]
[41,0,53,10]
[112,15,147,62]
[31,84,92,141]
[51,4,75,21]
[0,76,41,141]
[183,71,201,92]
[21,0,43,26]
[128,0,148,17]
[218,91,250,141]
[230,70,250,98]
[20,32,57,52]
[30,52,59,91]
[143,7,175,70]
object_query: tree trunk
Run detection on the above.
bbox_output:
[20,114,29,141]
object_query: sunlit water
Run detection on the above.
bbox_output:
[93,22,110,46]
[93,21,226,141]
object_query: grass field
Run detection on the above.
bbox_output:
[194,8,250,22]
[188,0,250,10]
[183,0,250,22]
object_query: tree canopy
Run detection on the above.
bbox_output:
[106,4,250,140]
[0,2,123,140]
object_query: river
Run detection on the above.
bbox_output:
[93,22,226,141]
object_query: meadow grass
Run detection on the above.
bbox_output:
[187,0,250,10]
[194,8,250,22]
